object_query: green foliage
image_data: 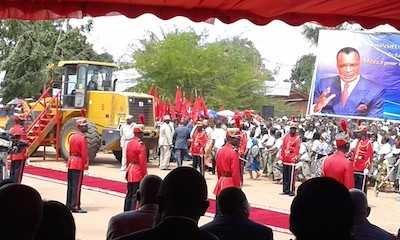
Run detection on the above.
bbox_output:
[0,20,113,103]
[290,54,316,95]
[132,30,274,110]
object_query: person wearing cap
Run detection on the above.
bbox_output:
[124,125,148,211]
[66,118,89,213]
[279,122,301,196]
[8,114,28,183]
[190,122,208,175]
[159,115,174,170]
[322,133,354,189]
[214,128,241,215]
[352,126,373,193]
[120,115,136,171]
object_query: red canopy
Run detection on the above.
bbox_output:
[1,1,400,28]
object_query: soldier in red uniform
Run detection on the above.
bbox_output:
[279,122,300,196]
[66,118,89,213]
[8,114,28,183]
[238,126,248,186]
[190,123,208,175]
[124,125,147,211]
[353,126,373,193]
[214,128,241,215]
[322,133,354,189]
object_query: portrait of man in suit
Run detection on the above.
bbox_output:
[312,47,384,118]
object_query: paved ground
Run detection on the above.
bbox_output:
[21,150,400,240]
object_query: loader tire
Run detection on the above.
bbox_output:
[61,117,101,164]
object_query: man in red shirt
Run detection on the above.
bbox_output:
[353,126,373,193]
[124,125,148,211]
[214,128,241,215]
[190,123,208,175]
[279,122,300,196]
[322,133,354,189]
[66,118,89,213]
[9,114,28,183]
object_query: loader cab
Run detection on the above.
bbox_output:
[57,61,117,109]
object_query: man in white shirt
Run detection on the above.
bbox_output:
[263,128,276,176]
[120,115,136,170]
[158,115,174,170]
[210,122,226,174]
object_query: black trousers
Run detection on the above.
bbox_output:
[124,182,140,212]
[283,164,295,194]
[354,172,368,194]
[66,169,84,210]
[175,149,186,167]
[10,160,26,183]
[193,155,204,175]
[214,199,221,218]
[211,153,216,175]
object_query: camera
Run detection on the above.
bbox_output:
[0,131,28,154]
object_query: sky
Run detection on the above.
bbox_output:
[72,15,399,83]
[72,14,316,82]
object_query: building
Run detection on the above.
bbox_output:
[265,80,309,115]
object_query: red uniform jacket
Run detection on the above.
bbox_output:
[190,131,208,156]
[322,151,354,189]
[213,143,241,196]
[67,132,88,171]
[279,134,300,164]
[239,131,247,157]
[353,139,373,172]
[9,124,27,161]
[126,137,147,183]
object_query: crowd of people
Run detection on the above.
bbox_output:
[1,112,400,239]
[153,114,400,197]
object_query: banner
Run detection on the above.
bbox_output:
[308,30,400,121]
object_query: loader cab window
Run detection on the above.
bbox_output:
[86,66,113,91]
[62,65,86,108]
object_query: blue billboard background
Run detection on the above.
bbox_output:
[310,30,400,120]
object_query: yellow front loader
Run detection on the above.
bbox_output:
[19,61,158,164]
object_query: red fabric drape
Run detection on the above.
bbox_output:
[1,1,400,29]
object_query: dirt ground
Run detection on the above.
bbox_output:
[21,150,400,240]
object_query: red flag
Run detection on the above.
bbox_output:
[170,104,177,120]
[182,97,191,119]
[175,86,183,117]
[199,96,208,117]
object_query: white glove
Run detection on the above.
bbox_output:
[363,169,369,175]
[277,160,283,165]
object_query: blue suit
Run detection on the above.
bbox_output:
[172,125,191,167]
[313,76,384,117]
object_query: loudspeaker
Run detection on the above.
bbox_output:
[261,106,274,118]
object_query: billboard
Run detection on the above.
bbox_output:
[308,30,400,121]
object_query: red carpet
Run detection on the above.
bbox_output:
[25,165,289,229]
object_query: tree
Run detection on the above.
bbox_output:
[290,54,316,95]
[132,30,274,110]
[0,20,113,103]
